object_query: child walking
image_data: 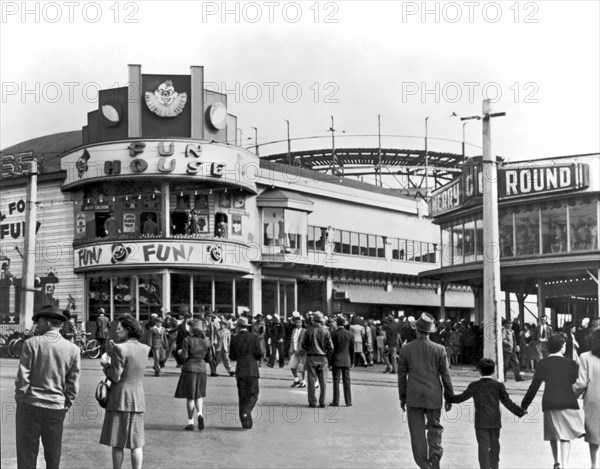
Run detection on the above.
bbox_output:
[449,358,526,469]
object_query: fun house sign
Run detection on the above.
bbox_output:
[429,161,590,217]
[74,240,253,273]
[60,140,259,193]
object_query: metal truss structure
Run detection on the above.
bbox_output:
[261,147,465,196]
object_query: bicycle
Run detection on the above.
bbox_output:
[7,330,35,358]
[75,332,102,359]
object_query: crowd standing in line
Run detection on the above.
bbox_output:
[14,302,600,469]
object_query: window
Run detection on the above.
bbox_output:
[351,232,359,255]
[451,225,464,265]
[342,231,351,254]
[263,209,283,246]
[334,229,342,253]
[89,277,110,316]
[113,277,133,318]
[515,209,540,256]
[171,212,189,235]
[141,212,159,236]
[360,233,368,255]
[284,209,307,253]
[307,226,316,250]
[377,236,385,258]
[138,275,162,321]
[499,211,514,258]
[569,200,598,251]
[171,274,190,314]
[95,212,111,238]
[463,221,476,263]
[215,213,228,238]
[193,275,212,315]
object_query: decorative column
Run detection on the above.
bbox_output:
[161,180,170,237]
[326,274,333,316]
[251,265,262,316]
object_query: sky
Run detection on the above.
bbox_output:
[1,1,599,162]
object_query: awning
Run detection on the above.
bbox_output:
[256,189,314,212]
[333,283,473,308]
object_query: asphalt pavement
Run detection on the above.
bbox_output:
[0,358,591,469]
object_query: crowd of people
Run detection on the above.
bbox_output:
[13,304,600,469]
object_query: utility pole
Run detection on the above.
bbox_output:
[377,114,382,187]
[462,99,506,380]
[20,160,39,329]
[424,116,430,199]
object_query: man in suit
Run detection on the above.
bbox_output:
[330,315,354,407]
[301,311,334,408]
[289,315,307,388]
[532,315,553,359]
[398,313,454,469]
[502,319,524,382]
[95,308,110,354]
[383,316,401,374]
[15,305,81,469]
[229,316,263,429]
[267,314,286,368]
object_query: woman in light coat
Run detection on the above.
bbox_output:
[573,328,600,469]
[100,316,150,469]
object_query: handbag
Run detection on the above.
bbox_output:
[95,378,111,409]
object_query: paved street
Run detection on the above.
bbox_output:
[0,357,590,469]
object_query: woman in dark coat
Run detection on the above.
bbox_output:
[521,333,585,469]
[100,316,150,469]
[174,319,210,431]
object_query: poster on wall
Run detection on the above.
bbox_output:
[123,213,137,233]
[219,193,231,208]
[232,214,242,236]
[190,210,208,233]
[76,214,87,234]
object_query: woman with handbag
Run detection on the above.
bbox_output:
[100,316,150,469]
[521,333,585,469]
[174,319,210,431]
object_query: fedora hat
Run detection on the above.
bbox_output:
[312,311,324,323]
[32,304,67,323]
[236,316,249,327]
[415,313,437,333]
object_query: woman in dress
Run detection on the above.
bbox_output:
[573,328,600,469]
[100,316,150,469]
[521,333,585,469]
[174,319,210,431]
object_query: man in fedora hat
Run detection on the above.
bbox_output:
[95,307,110,354]
[230,316,263,429]
[15,304,81,469]
[398,312,454,469]
[301,311,334,408]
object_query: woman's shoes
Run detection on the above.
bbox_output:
[184,424,194,431]
[198,415,205,431]
[553,463,560,469]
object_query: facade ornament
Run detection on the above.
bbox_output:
[145,80,187,118]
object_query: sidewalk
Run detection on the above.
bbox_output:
[0,358,590,469]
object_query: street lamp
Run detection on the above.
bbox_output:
[285,120,292,165]
[251,126,259,156]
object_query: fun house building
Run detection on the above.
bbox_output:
[421,155,600,327]
[0,65,476,327]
